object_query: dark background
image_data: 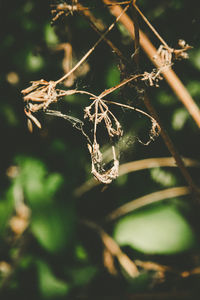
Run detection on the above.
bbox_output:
[0,0,200,299]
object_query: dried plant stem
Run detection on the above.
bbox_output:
[55,3,130,85]
[119,157,200,176]
[75,3,195,193]
[103,98,158,122]
[80,18,199,200]
[133,3,169,49]
[103,0,200,128]
[143,94,200,203]
[102,0,200,202]
[73,156,199,197]
[135,260,200,279]
[99,74,141,98]
[78,4,129,65]
[81,219,139,277]
[105,186,190,221]
[130,3,140,67]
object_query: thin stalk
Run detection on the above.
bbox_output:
[103,98,158,123]
[78,4,130,65]
[73,156,200,197]
[130,3,140,67]
[103,0,200,128]
[105,186,190,221]
[99,74,141,98]
[134,3,170,49]
[55,3,130,85]
[143,93,200,203]
[119,157,200,176]
[102,0,200,203]
[81,219,139,277]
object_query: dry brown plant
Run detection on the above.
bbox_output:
[55,43,90,87]
[18,2,200,291]
[21,0,194,186]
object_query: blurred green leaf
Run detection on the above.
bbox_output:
[169,0,182,10]
[19,255,33,270]
[114,205,196,254]
[187,80,200,97]
[31,204,75,253]
[13,156,74,253]
[115,174,128,187]
[172,107,189,130]
[1,105,19,126]
[0,185,15,236]
[190,48,200,70]
[26,51,44,72]
[50,139,67,154]
[37,260,70,299]
[75,244,88,262]
[106,64,120,88]
[44,23,59,46]
[150,167,177,187]
[126,272,151,292]
[69,265,97,287]
[21,18,37,31]
[23,1,34,13]
[117,23,132,43]
[157,90,176,106]
[16,157,48,205]
[45,173,64,199]
[15,156,63,207]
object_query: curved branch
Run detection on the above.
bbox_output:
[105,186,190,221]
[74,157,200,197]
[103,0,200,128]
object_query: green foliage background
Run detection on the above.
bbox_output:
[1,0,200,299]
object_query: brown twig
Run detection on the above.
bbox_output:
[102,0,200,202]
[103,0,200,128]
[130,2,140,68]
[73,156,200,197]
[75,0,200,199]
[81,219,139,277]
[119,156,200,176]
[54,42,90,87]
[143,94,200,203]
[22,4,131,133]
[75,3,196,193]
[78,4,130,66]
[24,1,200,192]
[54,3,131,85]
[105,186,190,222]
[134,3,169,50]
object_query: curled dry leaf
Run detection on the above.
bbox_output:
[22,80,78,131]
[84,97,123,184]
[51,0,85,23]
[22,80,58,106]
[84,98,123,138]
[137,118,160,146]
[154,40,192,67]
[22,79,160,184]
[142,69,164,87]
[174,39,192,60]
[88,143,119,184]
[22,80,57,130]
[55,43,90,87]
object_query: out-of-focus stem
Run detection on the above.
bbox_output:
[103,0,200,128]
[106,186,190,221]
